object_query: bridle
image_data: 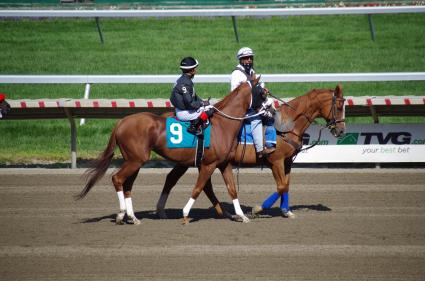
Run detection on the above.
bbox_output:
[325,94,346,131]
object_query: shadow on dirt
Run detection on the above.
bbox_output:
[79,207,225,224]
[79,202,332,224]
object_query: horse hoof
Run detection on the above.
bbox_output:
[252,205,263,215]
[116,212,126,225]
[127,216,141,225]
[282,210,295,219]
[182,217,190,225]
[241,216,250,223]
[156,209,168,219]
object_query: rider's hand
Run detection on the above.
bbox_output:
[262,97,274,110]
[202,100,210,106]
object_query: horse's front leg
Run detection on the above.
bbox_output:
[182,163,216,224]
[252,160,295,218]
[156,164,188,219]
[219,163,249,223]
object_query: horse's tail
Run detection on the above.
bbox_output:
[75,127,117,200]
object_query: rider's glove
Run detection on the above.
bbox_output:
[202,98,211,106]
[262,110,273,119]
[261,97,274,110]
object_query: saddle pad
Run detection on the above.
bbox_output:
[166,117,211,148]
[238,122,276,147]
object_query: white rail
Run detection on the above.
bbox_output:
[1,72,425,84]
[1,6,425,18]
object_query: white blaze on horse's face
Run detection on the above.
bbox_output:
[332,91,346,138]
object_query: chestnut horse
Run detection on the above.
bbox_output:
[156,84,346,219]
[76,79,265,224]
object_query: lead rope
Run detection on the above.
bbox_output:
[236,125,247,193]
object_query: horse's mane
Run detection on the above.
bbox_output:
[287,88,333,106]
[280,88,334,116]
[214,83,247,110]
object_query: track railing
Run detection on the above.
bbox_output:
[1,6,424,42]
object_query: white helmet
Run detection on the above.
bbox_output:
[236,47,255,60]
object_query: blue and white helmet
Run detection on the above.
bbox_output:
[236,47,255,60]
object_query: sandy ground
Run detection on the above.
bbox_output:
[0,168,424,281]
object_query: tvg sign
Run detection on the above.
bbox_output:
[360,132,411,145]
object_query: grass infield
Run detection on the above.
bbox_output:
[0,14,424,164]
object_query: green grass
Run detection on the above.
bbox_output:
[0,14,424,164]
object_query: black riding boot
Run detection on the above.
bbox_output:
[187,118,203,136]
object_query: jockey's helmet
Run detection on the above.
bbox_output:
[180,57,199,70]
[236,47,255,60]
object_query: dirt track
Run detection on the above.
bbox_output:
[0,168,424,281]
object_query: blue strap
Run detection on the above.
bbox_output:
[280,192,290,212]
[261,192,280,209]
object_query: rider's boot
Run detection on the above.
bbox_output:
[187,111,209,136]
[187,119,203,135]
[256,146,276,158]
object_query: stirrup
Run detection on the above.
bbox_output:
[187,125,202,136]
[263,147,276,154]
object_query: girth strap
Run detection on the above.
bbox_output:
[195,135,205,167]
[280,133,302,154]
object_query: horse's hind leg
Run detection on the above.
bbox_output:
[157,164,226,219]
[156,164,188,219]
[113,161,141,225]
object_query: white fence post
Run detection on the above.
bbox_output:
[80,83,91,126]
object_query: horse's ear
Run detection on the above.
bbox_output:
[335,84,343,96]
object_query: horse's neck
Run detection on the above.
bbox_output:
[212,88,251,140]
[288,92,323,137]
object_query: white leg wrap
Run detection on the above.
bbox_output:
[117,191,126,211]
[183,198,196,217]
[232,199,244,217]
[125,197,135,218]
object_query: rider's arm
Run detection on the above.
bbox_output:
[180,83,203,110]
[230,70,247,91]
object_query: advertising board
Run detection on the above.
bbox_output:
[295,124,425,163]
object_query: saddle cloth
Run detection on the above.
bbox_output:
[238,121,277,148]
[166,117,211,148]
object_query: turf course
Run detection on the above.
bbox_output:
[0,14,424,164]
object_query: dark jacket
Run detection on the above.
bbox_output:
[251,83,267,110]
[170,74,203,110]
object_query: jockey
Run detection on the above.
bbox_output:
[231,47,275,158]
[170,57,213,136]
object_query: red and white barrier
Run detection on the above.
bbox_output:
[7,96,425,109]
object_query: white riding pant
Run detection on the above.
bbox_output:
[246,108,264,152]
[176,107,204,121]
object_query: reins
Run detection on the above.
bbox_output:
[212,105,265,120]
